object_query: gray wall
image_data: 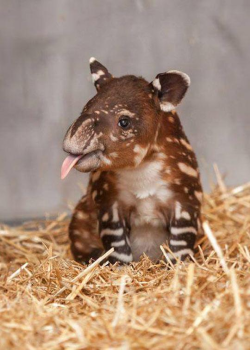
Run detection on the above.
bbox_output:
[1,0,249,221]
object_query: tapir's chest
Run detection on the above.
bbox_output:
[116,161,174,261]
[116,163,171,257]
[119,179,172,260]
[117,161,172,224]
[130,196,165,227]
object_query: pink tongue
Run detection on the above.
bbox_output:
[61,154,83,179]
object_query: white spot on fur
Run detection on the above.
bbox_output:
[110,251,133,263]
[81,231,90,239]
[100,154,112,165]
[111,240,126,248]
[75,211,88,220]
[92,171,101,182]
[118,109,135,118]
[175,202,182,219]
[197,218,201,231]
[175,202,181,219]
[180,138,193,151]
[171,226,197,235]
[110,133,118,142]
[174,179,181,185]
[112,202,119,222]
[169,240,187,246]
[152,145,161,153]
[194,191,203,203]
[181,211,191,220]
[92,191,97,200]
[121,130,135,140]
[178,163,198,177]
[89,57,96,63]
[160,102,176,112]
[133,145,148,166]
[175,202,191,220]
[74,241,85,250]
[165,248,193,260]
[92,73,99,82]
[102,213,109,222]
[72,230,81,236]
[158,153,167,160]
[110,152,118,158]
[92,70,105,83]
[100,228,124,238]
[103,183,109,191]
[153,78,161,91]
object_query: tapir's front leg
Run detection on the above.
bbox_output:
[167,201,201,263]
[69,195,103,264]
[99,201,133,264]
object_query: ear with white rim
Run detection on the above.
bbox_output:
[89,57,113,91]
[150,70,190,112]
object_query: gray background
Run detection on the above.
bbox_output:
[1,0,249,221]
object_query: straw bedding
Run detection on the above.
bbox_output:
[1,178,250,349]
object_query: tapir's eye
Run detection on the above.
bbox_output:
[118,116,131,130]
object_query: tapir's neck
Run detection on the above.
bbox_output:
[115,145,168,201]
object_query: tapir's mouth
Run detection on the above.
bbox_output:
[61,150,102,179]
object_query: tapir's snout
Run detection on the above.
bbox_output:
[61,115,104,178]
[63,115,94,154]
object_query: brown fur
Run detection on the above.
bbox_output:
[62,59,203,264]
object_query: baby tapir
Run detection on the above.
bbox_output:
[61,58,203,264]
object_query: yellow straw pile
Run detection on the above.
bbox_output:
[1,176,250,349]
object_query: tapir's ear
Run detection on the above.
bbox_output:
[150,70,190,112]
[89,57,113,91]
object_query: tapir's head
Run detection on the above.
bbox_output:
[61,58,190,179]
